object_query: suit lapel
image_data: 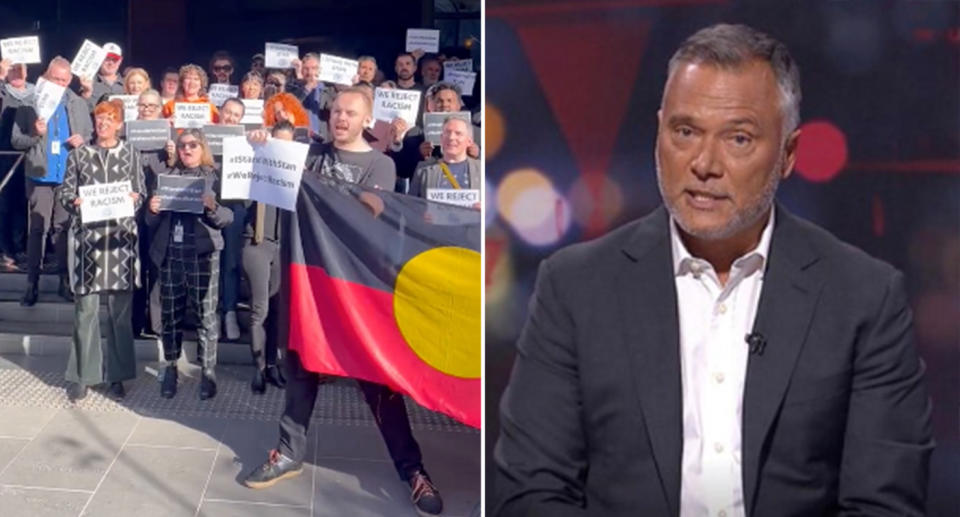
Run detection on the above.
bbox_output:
[741,205,823,515]
[617,207,683,516]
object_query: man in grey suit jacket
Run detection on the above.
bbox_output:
[493,24,933,516]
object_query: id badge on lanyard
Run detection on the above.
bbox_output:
[173,221,184,243]
[50,111,61,155]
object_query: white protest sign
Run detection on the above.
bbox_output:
[207,84,239,107]
[406,29,440,53]
[109,95,139,122]
[71,39,107,81]
[443,59,472,74]
[79,181,134,224]
[427,188,480,208]
[221,136,309,212]
[33,77,66,123]
[264,42,299,69]
[0,36,41,64]
[173,103,211,129]
[372,88,422,127]
[240,99,264,125]
[318,54,359,86]
[445,70,476,97]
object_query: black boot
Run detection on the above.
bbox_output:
[251,367,266,394]
[265,365,286,389]
[107,381,125,401]
[20,280,38,307]
[160,364,178,398]
[58,275,73,302]
[199,368,217,400]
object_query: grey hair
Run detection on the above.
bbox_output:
[358,55,377,67]
[47,56,72,73]
[666,23,801,136]
[138,89,161,100]
[301,52,321,63]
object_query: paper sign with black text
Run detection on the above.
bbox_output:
[423,111,472,145]
[406,29,440,53]
[125,120,170,151]
[202,124,245,155]
[240,99,264,125]
[0,36,41,64]
[221,136,308,211]
[71,39,107,80]
[208,84,239,107]
[372,88,421,127]
[443,59,472,74]
[264,42,299,69]
[156,175,204,213]
[33,77,66,123]
[426,188,480,208]
[79,181,134,223]
[445,71,476,97]
[109,95,139,122]
[173,103,211,129]
[318,54,358,86]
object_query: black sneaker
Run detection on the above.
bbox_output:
[199,368,217,400]
[265,364,286,389]
[251,368,266,394]
[242,449,303,489]
[160,364,178,398]
[409,470,443,515]
[20,281,38,307]
[107,382,125,400]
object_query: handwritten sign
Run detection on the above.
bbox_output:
[406,29,440,53]
[264,42,299,69]
[79,181,134,223]
[221,136,308,211]
[240,99,264,125]
[173,103,211,129]
[207,84,239,107]
[156,175,204,213]
[443,59,472,74]
[71,39,107,81]
[0,36,41,64]
[201,124,245,155]
[125,120,170,151]
[33,77,66,123]
[445,70,476,97]
[423,111,472,145]
[372,88,422,127]
[109,95,139,122]
[427,188,480,208]
[318,54,358,86]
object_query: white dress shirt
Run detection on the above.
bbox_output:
[673,210,774,517]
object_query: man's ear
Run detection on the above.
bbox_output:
[781,127,801,180]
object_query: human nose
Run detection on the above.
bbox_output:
[690,138,722,180]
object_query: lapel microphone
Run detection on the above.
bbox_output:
[745,332,767,355]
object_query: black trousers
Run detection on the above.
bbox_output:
[242,239,280,368]
[132,215,161,335]
[0,155,26,256]
[25,181,68,282]
[278,350,425,481]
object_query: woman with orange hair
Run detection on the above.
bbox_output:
[161,64,220,124]
[263,92,309,129]
[58,99,145,402]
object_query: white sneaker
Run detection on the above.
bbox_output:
[225,311,241,341]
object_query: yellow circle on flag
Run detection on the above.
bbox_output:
[394,247,481,379]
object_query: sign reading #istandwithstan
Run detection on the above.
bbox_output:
[318,54,359,86]
[109,95,139,122]
[427,188,480,208]
[202,124,245,155]
[208,84,239,107]
[241,99,264,125]
[33,77,66,123]
[406,29,440,53]
[443,59,472,74]
[0,36,41,64]
[125,119,170,151]
[174,103,211,129]
[79,181,134,224]
[423,111,472,145]
[372,88,421,127]
[264,42,299,69]
[71,39,107,80]
[445,70,476,97]
[221,136,309,212]
[156,175,204,213]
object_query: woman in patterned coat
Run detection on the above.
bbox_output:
[59,99,145,401]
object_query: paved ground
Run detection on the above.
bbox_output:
[0,354,480,517]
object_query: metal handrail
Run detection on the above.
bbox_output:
[0,151,25,195]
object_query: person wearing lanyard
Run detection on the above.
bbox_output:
[11,56,93,306]
[410,117,480,209]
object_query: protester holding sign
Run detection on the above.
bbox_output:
[159,68,179,106]
[240,71,264,100]
[122,67,151,96]
[11,56,93,307]
[0,59,34,270]
[419,56,442,87]
[146,128,233,401]
[263,92,309,129]
[57,99,145,402]
[216,97,248,341]
[78,42,124,111]
[161,64,220,124]
[290,53,334,141]
[209,50,236,85]
[410,117,479,208]
[245,88,444,517]
[394,53,422,92]
[357,56,379,85]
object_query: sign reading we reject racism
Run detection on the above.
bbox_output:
[372,88,422,127]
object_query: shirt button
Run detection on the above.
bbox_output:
[714,372,725,384]
[714,442,724,453]
[717,303,727,314]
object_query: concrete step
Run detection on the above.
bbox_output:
[0,272,59,293]
[0,299,102,326]
[0,332,255,364]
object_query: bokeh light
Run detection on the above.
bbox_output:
[795,120,849,183]
[485,102,506,159]
[567,175,625,231]
[497,168,572,246]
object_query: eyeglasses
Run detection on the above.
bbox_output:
[137,103,160,110]
[177,141,201,150]
[213,65,233,72]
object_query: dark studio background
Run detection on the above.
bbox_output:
[484,0,959,514]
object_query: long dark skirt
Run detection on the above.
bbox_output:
[65,291,136,386]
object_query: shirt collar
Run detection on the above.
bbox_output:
[669,207,775,278]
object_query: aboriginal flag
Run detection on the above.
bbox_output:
[282,173,481,428]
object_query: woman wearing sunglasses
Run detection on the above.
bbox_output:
[145,128,233,400]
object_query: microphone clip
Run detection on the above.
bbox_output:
[745,332,767,355]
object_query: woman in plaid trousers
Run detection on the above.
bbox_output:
[145,128,232,400]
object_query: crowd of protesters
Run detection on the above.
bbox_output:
[0,35,481,515]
